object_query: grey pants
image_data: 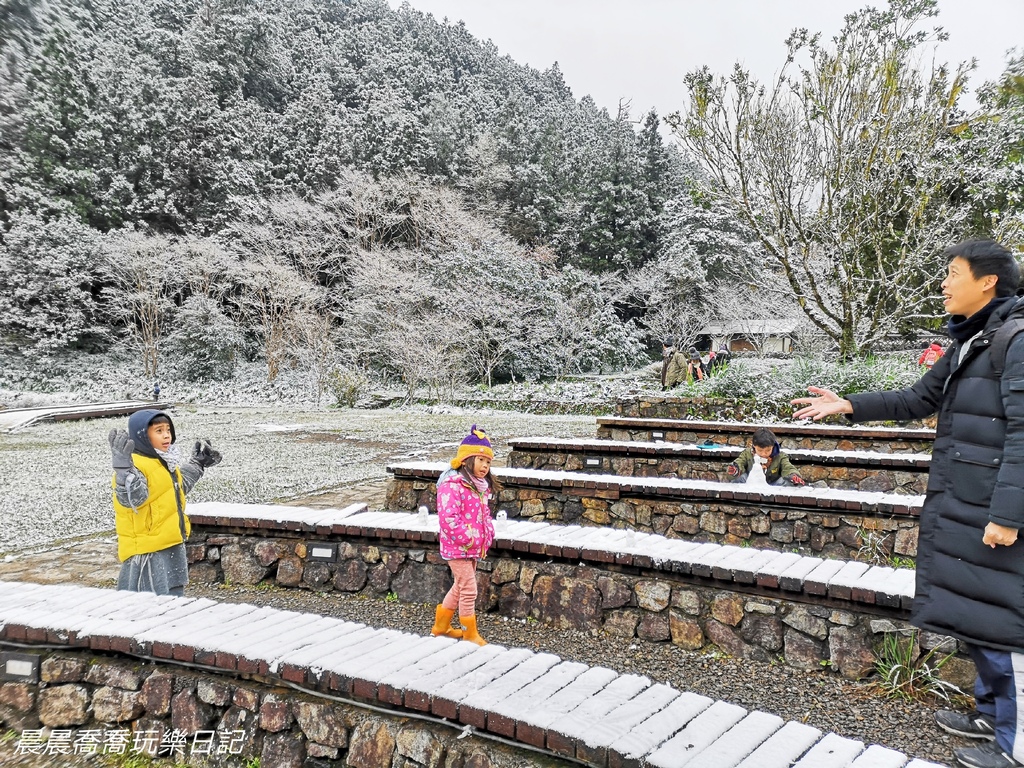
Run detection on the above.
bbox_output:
[117,543,188,596]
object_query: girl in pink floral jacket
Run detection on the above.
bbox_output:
[430,426,497,646]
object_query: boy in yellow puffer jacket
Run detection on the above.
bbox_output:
[109,409,222,596]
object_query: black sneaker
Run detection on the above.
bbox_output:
[955,741,1023,768]
[936,709,996,740]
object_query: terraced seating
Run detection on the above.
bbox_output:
[385,462,922,561]
[614,396,935,430]
[0,580,942,768]
[189,502,915,613]
[596,417,934,454]
[186,502,942,680]
[508,436,929,494]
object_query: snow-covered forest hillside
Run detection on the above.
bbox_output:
[0,0,1022,402]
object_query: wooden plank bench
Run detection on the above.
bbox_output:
[614,395,934,429]
[0,580,943,768]
[508,436,930,494]
[385,462,923,562]
[188,502,916,615]
[596,418,934,454]
[184,502,956,681]
[0,400,175,433]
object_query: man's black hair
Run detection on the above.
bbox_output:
[751,428,777,448]
[149,414,172,427]
[944,239,1020,298]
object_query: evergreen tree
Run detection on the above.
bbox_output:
[0,212,106,353]
[1,0,684,265]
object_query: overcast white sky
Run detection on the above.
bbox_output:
[388,0,1022,118]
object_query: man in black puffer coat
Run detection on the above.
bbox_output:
[794,240,1024,768]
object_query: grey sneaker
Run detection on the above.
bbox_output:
[955,741,1023,768]
[936,709,996,740]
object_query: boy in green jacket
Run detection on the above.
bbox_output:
[726,428,806,486]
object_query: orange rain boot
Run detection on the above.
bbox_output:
[460,615,487,646]
[430,604,463,639]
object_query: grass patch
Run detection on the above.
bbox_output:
[872,630,964,704]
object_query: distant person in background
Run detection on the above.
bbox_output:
[918,341,946,369]
[661,337,686,389]
[432,425,497,646]
[109,409,222,596]
[686,348,706,383]
[153,381,161,401]
[710,345,731,374]
[726,428,806,486]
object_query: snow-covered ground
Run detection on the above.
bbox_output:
[0,405,597,553]
[0,353,664,411]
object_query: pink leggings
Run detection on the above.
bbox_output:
[441,559,478,617]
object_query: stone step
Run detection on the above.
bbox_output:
[0,580,944,768]
[188,502,915,614]
[508,436,929,494]
[384,461,922,561]
[596,417,934,454]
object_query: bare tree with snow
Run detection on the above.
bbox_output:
[236,260,319,383]
[710,284,803,357]
[642,305,714,359]
[343,249,467,403]
[670,1,976,358]
[101,232,181,377]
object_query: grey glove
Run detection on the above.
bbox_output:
[192,440,222,469]
[108,429,135,470]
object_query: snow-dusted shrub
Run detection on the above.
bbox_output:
[163,296,242,381]
[702,360,773,400]
[787,354,921,398]
[674,353,923,418]
[327,367,370,408]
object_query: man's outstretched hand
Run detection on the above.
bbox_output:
[792,386,854,421]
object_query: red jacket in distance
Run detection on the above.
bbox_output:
[918,343,945,369]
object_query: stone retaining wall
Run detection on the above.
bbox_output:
[616,395,797,423]
[184,531,972,689]
[507,448,927,495]
[0,651,545,768]
[0,577,957,768]
[614,396,935,430]
[597,418,934,454]
[386,477,920,563]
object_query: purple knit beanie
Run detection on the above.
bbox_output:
[451,425,494,468]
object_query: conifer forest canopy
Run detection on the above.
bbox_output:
[0,0,1021,381]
